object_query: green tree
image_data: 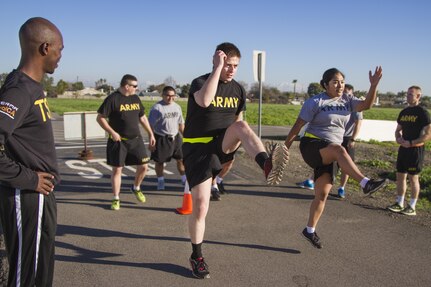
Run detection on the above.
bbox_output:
[0,72,9,87]
[42,74,56,97]
[307,82,324,97]
[56,79,69,95]
[71,81,84,91]
[179,83,190,98]
[292,79,298,97]
[249,83,283,103]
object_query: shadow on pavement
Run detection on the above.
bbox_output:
[56,224,300,273]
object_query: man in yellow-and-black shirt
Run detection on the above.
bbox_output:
[97,74,155,211]
[0,17,63,287]
[182,42,289,279]
[387,86,431,216]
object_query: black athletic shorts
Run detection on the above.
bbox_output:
[396,146,424,175]
[106,137,150,167]
[300,137,337,183]
[182,130,237,189]
[151,133,183,163]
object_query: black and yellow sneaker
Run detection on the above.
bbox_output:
[189,257,210,279]
[400,204,416,216]
[387,203,404,213]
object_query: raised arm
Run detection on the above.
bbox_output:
[356,66,383,112]
[194,50,226,107]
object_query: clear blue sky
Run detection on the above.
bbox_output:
[1,0,430,96]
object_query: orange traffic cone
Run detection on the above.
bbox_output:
[176,180,192,215]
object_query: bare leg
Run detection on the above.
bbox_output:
[408,174,420,200]
[134,164,148,187]
[176,159,185,176]
[222,121,265,158]
[219,160,234,178]
[307,173,332,228]
[396,172,407,197]
[188,178,212,244]
[319,144,365,182]
[111,166,123,197]
[155,162,164,178]
[339,171,349,188]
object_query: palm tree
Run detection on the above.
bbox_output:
[292,79,298,99]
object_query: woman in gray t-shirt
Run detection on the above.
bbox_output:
[283,67,387,249]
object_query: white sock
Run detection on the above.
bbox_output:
[158,177,164,182]
[181,174,186,182]
[397,195,405,207]
[306,226,315,234]
[114,195,120,200]
[212,183,218,190]
[133,185,140,191]
[360,177,370,188]
[410,198,418,209]
[216,176,223,184]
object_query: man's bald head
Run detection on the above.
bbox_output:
[19,17,62,53]
[18,17,63,78]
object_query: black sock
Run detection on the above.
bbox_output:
[191,243,203,259]
[255,152,269,170]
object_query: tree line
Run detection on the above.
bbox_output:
[1,73,429,107]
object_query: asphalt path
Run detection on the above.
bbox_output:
[51,117,431,287]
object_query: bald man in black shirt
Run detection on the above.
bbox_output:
[0,17,63,286]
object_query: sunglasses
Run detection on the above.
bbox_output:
[128,84,138,88]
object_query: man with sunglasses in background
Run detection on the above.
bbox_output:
[97,74,155,210]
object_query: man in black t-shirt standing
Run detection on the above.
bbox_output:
[183,42,289,279]
[97,74,155,211]
[387,86,431,216]
[0,17,63,286]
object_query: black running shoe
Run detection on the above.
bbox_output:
[189,257,210,279]
[210,187,221,201]
[302,228,322,249]
[363,178,387,196]
[217,181,227,194]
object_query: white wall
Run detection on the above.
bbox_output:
[356,119,397,142]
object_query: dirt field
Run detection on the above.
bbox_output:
[234,140,431,229]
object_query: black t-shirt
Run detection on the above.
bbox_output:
[184,73,246,138]
[397,105,431,140]
[0,70,59,190]
[97,91,145,139]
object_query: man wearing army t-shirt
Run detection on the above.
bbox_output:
[183,42,289,279]
[97,74,155,211]
[387,86,431,216]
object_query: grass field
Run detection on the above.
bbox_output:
[47,98,406,125]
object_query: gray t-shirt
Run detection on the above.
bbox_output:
[148,101,184,136]
[299,92,361,144]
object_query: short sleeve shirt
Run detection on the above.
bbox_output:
[97,91,145,139]
[148,100,184,136]
[397,105,431,140]
[184,73,246,138]
[299,92,361,144]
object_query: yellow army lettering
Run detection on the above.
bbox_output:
[120,103,140,112]
[34,98,52,122]
[211,96,239,108]
[400,115,418,122]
